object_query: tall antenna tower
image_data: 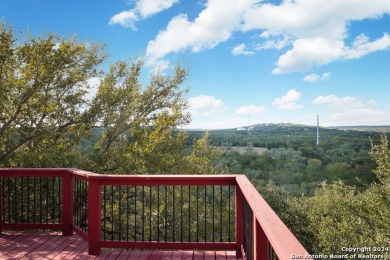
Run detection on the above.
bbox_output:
[317,115,319,145]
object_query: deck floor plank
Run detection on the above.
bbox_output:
[216,251,227,260]
[149,250,163,260]
[171,251,183,260]
[127,250,143,260]
[0,231,25,246]
[138,250,154,260]
[0,232,240,260]
[205,251,216,260]
[116,250,134,260]
[182,251,194,260]
[50,235,85,260]
[161,251,174,260]
[5,232,54,259]
[193,251,205,260]
[20,233,63,259]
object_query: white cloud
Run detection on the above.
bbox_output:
[344,33,390,59]
[303,74,320,82]
[273,89,303,110]
[188,95,224,116]
[137,0,180,18]
[303,72,331,82]
[367,99,378,105]
[85,77,101,101]
[321,72,331,81]
[242,0,390,73]
[328,108,390,125]
[272,37,345,74]
[142,0,390,73]
[313,94,390,125]
[232,44,254,56]
[109,0,179,29]
[313,94,365,110]
[234,105,265,116]
[145,0,256,68]
[109,10,139,30]
[255,35,291,50]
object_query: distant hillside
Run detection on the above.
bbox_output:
[332,125,390,133]
[185,123,382,149]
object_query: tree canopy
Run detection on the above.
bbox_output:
[0,22,222,174]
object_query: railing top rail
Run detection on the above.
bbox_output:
[235,175,310,260]
[0,168,67,177]
[86,174,238,186]
[0,168,238,185]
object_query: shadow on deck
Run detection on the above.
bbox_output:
[0,231,240,260]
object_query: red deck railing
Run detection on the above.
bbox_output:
[0,168,312,260]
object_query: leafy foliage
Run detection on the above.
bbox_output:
[284,135,390,253]
[0,22,105,167]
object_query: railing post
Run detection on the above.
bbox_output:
[255,218,269,260]
[62,171,73,236]
[88,178,101,255]
[235,185,244,257]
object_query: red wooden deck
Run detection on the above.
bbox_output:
[0,231,241,260]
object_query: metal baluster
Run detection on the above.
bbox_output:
[196,185,199,243]
[134,186,137,241]
[103,185,107,241]
[33,177,36,223]
[119,185,122,241]
[180,185,183,242]
[228,185,231,243]
[173,186,175,242]
[164,186,167,242]
[188,186,191,242]
[21,178,24,222]
[149,186,152,242]
[27,178,30,223]
[220,185,223,242]
[204,185,207,242]
[46,178,49,223]
[111,185,114,241]
[39,177,41,223]
[142,186,145,241]
[212,185,215,243]
[157,186,160,242]
[14,178,18,223]
[58,178,62,222]
[7,177,11,223]
[126,186,129,241]
[78,179,81,228]
[52,178,55,223]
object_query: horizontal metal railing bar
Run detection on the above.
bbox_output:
[235,175,311,260]
[2,223,63,229]
[100,241,236,251]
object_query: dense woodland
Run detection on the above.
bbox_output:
[1,22,389,255]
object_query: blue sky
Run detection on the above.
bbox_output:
[1,0,390,129]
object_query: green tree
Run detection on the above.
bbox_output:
[182,132,225,174]
[82,60,190,174]
[0,22,105,167]
[288,135,390,254]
